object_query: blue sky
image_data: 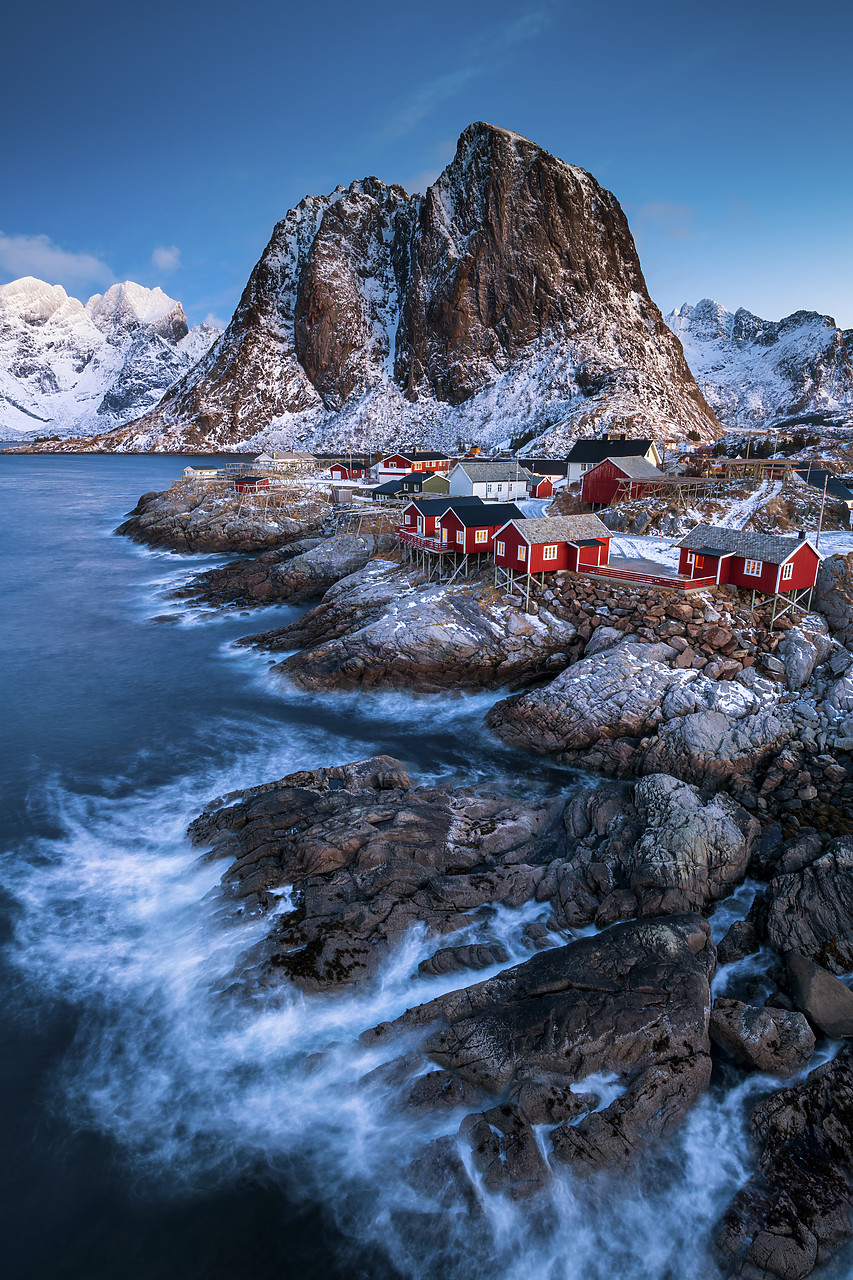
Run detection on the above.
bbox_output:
[3,0,851,327]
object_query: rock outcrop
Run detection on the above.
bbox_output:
[188,755,566,992]
[717,1048,853,1280]
[72,123,718,453]
[763,839,853,972]
[116,486,326,553]
[815,553,853,647]
[709,998,815,1077]
[178,533,393,604]
[364,915,715,1180]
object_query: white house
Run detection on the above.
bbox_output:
[448,460,534,501]
[565,436,661,484]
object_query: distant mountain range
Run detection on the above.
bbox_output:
[665,299,853,434]
[5,124,852,455]
[0,277,220,439]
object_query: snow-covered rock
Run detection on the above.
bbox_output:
[64,123,719,453]
[665,298,853,431]
[0,276,220,438]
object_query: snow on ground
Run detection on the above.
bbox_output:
[714,479,783,529]
[609,535,681,571]
[515,497,552,518]
[813,532,853,556]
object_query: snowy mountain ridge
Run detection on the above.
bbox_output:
[49,123,720,453]
[0,276,221,438]
[665,298,853,431]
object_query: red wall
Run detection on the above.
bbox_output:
[437,510,504,552]
[530,477,554,498]
[493,523,529,568]
[582,459,660,507]
[679,543,819,591]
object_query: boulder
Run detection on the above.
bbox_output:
[637,707,792,790]
[786,953,853,1037]
[716,1048,853,1280]
[188,755,565,992]
[116,486,324,552]
[765,839,853,972]
[779,625,833,691]
[815,553,853,646]
[709,997,815,1076]
[364,915,715,1177]
[178,534,390,605]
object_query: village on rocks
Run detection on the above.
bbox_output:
[114,431,853,1280]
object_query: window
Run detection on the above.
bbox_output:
[441,527,447,543]
[495,540,505,556]
[744,559,762,576]
[487,483,493,493]
[517,545,527,562]
[474,529,488,543]
[694,555,704,570]
[542,544,558,561]
[456,530,463,544]
[496,483,503,492]
[782,561,794,581]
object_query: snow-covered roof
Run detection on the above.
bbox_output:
[452,461,534,482]
[678,524,817,564]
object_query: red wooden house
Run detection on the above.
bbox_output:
[435,503,526,553]
[581,455,667,508]
[493,515,612,574]
[528,476,554,498]
[233,474,269,493]
[329,463,369,480]
[377,451,453,482]
[399,496,485,539]
[677,525,821,593]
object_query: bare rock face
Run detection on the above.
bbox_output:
[188,755,566,993]
[116,487,324,553]
[242,565,578,692]
[786,953,853,1037]
[364,915,715,1179]
[764,839,853,972]
[716,1048,853,1280]
[709,998,815,1077]
[89,123,718,453]
[815,553,853,647]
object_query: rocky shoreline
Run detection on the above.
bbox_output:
[119,494,853,1280]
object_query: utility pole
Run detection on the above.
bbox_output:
[816,472,829,550]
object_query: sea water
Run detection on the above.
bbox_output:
[1,454,847,1280]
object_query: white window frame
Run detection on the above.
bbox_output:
[441,527,448,543]
[542,544,558,561]
[744,559,762,576]
[456,530,464,544]
[474,529,488,544]
[487,483,493,493]
[517,545,527,562]
[782,561,794,581]
[495,540,505,556]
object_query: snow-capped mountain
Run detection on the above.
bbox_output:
[665,299,853,431]
[62,123,719,453]
[0,277,220,438]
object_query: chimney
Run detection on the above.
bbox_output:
[797,528,806,540]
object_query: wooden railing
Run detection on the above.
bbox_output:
[590,565,717,591]
[395,525,444,551]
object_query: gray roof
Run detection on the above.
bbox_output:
[507,514,611,545]
[678,524,817,564]
[452,461,534,483]
[598,455,665,479]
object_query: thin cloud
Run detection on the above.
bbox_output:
[151,244,181,272]
[202,311,227,329]
[0,231,115,289]
[385,5,555,140]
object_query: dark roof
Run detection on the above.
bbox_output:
[401,470,438,483]
[692,545,733,558]
[567,438,655,464]
[440,503,526,527]
[373,479,404,495]
[678,524,819,564]
[573,538,606,547]
[518,457,568,476]
[794,469,853,501]
[402,496,485,515]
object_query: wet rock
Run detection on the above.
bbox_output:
[716,1047,853,1280]
[717,918,762,965]
[188,755,565,992]
[460,1104,549,1198]
[368,915,715,1174]
[418,943,510,977]
[765,839,853,972]
[511,1081,599,1125]
[786,953,853,1037]
[709,997,815,1077]
[404,1070,486,1114]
